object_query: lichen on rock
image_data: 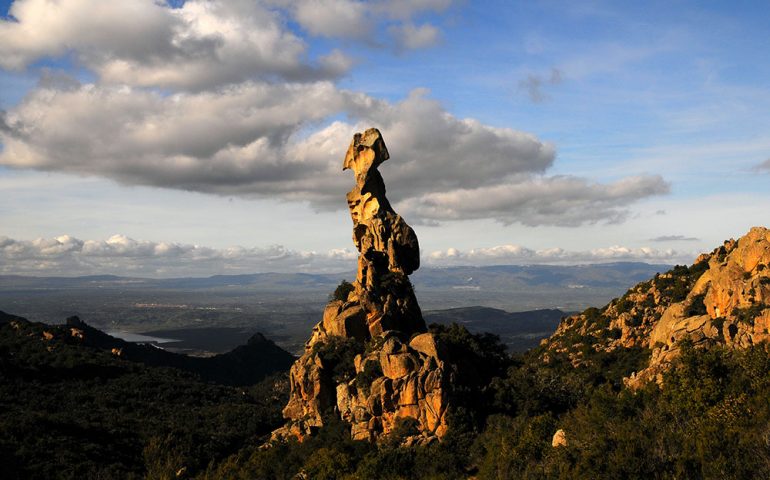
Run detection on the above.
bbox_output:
[273,128,449,444]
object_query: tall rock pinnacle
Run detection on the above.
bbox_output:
[342,128,424,337]
[274,128,450,443]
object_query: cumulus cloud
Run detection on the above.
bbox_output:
[398,174,669,226]
[1,233,692,276]
[374,0,453,19]
[519,68,563,103]
[0,0,348,89]
[0,1,668,228]
[427,243,691,266]
[649,235,699,242]
[287,0,371,39]
[278,0,452,49]
[0,82,667,226]
[0,234,357,276]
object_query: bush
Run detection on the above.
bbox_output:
[732,304,766,326]
[312,336,364,384]
[686,294,708,317]
[331,280,355,302]
[354,360,383,395]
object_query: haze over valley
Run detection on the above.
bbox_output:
[0,262,669,353]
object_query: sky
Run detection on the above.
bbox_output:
[1,0,769,277]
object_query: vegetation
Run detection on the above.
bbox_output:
[686,293,708,316]
[200,337,770,480]
[732,304,767,326]
[312,336,364,384]
[652,261,708,304]
[0,315,287,479]
[5,251,770,480]
[331,280,355,302]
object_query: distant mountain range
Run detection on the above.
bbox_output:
[0,262,673,353]
[0,262,673,291]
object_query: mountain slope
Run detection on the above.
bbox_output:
[0,311,290,478]
[543,226,770,386]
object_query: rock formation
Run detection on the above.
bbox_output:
[544,226,770,388]
[275,128,451,443]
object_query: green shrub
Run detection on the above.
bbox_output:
[330,280,355,302]
[686,293,708,317]
[312,337,363,384]
[732,304,766,326]
[354,360,383,395]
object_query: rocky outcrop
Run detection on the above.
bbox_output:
[275,129,450,444]
[552,429,568,448]
[544,227,770,388]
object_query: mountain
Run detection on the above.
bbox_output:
[0,311,294,386]
[544,226,770,388]
[274,129,458,443]
[0,262,670,292]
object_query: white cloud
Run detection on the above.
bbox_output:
[427,243,692,266]
[278,0,452,49]
[390,22,441,50]
[0,81,666,226]
[0,0,348,89]
[398,174,669,226]
[0,233,691,277]
[289,0,371,39]
[373,0,453,20]
[0,234,357,276]
[0,0,668,228]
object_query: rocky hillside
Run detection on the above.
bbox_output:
[544,226,770,387]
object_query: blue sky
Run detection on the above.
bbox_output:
[0,0,769,276]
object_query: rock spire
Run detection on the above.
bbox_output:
[274,128,450,443]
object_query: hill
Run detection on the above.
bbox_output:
[0,311,292,478]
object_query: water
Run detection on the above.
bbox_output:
[105,331,179,344]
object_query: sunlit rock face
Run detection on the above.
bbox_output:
[274,128,449,444]
[544,226,770,389]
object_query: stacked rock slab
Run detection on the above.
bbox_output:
[275,128,450,443]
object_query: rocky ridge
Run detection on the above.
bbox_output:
[274,128,451,443]
[0,312,294,386]
[544,226,770,387]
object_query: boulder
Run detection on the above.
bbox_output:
[552,429,568,448]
